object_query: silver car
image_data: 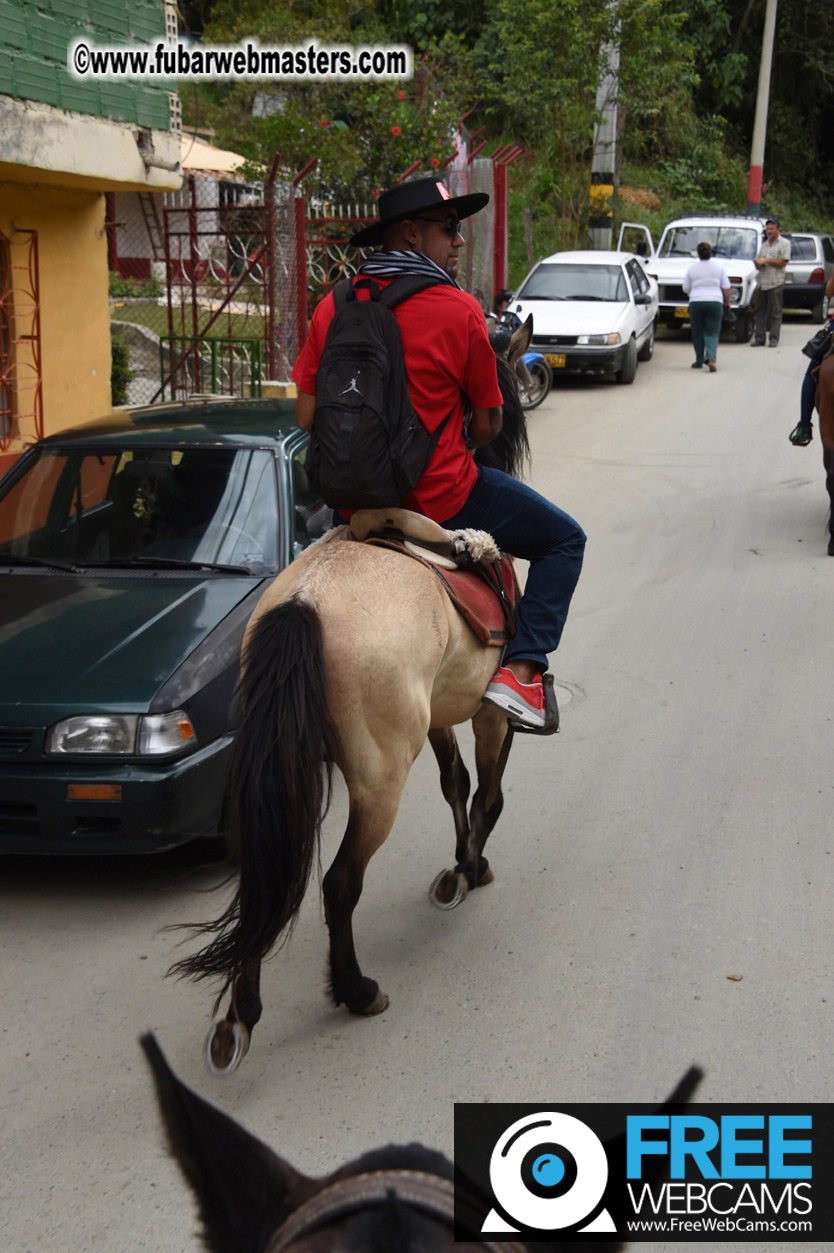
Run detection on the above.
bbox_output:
[783,232,834,323]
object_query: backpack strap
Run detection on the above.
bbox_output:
[332,276,359,307]
[378,274,442,308]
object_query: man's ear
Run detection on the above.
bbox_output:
[141,1034,317,1253]
[396,218,421,250]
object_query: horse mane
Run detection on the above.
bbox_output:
[474,353,531,480]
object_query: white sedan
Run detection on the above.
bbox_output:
[508,250,659,384]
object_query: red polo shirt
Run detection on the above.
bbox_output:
[292,277,503,522]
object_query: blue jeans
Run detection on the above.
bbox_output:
[441,465,586,672]
[688,301,723,365]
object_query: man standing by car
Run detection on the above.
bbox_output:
[752,217,791,347]
[292,176,586,731]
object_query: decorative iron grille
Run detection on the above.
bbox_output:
[0,228,43,452]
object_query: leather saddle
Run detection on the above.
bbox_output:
[349,508,518,647]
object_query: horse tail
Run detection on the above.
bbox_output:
[169,595,337,1003]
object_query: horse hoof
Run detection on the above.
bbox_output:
[428,869,469,910]
[349,987,389,1016]
[478,865,495,887]
[203,1017,250,1077]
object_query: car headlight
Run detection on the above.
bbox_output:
[577,332,621,346]
[46,711,196,756]
[728,287,741,305]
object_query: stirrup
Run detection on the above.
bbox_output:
[509,673,560,735]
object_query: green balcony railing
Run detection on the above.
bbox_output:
[159,336,263,401]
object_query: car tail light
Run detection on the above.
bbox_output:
[809,268,825,284]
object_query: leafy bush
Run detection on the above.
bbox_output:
[111,333,134,406]
[109,271,163,299]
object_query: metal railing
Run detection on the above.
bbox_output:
[158,335,263,401]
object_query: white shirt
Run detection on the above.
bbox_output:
[682,258,731,303]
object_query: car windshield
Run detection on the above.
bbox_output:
[0,446,279,572]
[516,263,628,302]
[658,225,760,260]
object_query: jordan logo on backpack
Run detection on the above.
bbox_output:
[340,372,363,397]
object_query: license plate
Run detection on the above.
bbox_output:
[674,306,689,319]
[545,353,566,368]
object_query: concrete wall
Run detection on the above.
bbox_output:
[1,181,112,474]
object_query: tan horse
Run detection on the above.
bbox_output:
[171,348,533,1074]
[816,355,834,555]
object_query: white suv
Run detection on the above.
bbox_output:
[618,215,766,343]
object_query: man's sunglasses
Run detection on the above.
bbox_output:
[412,214,462,239]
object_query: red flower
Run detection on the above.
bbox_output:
[398,89,405,100]
[319,118,328,128]
[391,125,401,136]
[372,189,380,199]
[430,157,439,167]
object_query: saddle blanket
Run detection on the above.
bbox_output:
[363,535,518,647]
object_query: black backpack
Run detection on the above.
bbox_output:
[304,275,451,510]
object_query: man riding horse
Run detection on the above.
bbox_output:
[293,177,586,731]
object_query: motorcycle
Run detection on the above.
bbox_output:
[486,297,553,411]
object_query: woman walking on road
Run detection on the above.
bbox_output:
[683,241,732,372]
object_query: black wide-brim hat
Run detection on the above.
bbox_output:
[349,176,489,247]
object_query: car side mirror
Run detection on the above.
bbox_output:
[635,292,653,305]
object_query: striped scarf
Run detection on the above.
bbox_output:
[357,249,460,289]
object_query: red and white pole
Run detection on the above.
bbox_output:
[747,0,779,215]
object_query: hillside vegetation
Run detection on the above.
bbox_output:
[180,0,834,288]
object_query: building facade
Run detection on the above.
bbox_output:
[0,0,182,473]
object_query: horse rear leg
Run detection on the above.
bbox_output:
[823,444,834,553]
[203,961,262,1077]
[323,776,410,1015]
[428,727,471,859]
[428,706,513,909]
[816,360,834,553]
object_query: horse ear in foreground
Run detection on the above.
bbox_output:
[169,340,535,1076]
[141,1033,702,1252]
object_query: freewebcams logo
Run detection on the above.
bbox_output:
[455,1101,834,1243]
[481,1110,616,1235]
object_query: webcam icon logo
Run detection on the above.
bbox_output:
[482,1111,616,1234]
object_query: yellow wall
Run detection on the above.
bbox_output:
[1,180,111,467]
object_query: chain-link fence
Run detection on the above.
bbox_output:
[446,157,495,311]
[109,157,502,406]
[109,173,269,405]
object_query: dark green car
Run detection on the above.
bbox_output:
[0,398,329,854]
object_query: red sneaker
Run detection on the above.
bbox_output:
[482,665,546,729]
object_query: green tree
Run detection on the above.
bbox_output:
[470,0,696,247]
[186,0,469,197]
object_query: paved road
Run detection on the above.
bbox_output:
[2,318,830,1251]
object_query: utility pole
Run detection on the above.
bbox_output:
[746,0,778,215]
[589,28,620,250]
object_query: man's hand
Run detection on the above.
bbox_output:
[467,405,502,449]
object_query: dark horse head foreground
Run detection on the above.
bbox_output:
[142,1034,702,1253]
[169,323,537,1075]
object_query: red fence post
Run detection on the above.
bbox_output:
[294,196,308,357]
[493,161,507,303]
